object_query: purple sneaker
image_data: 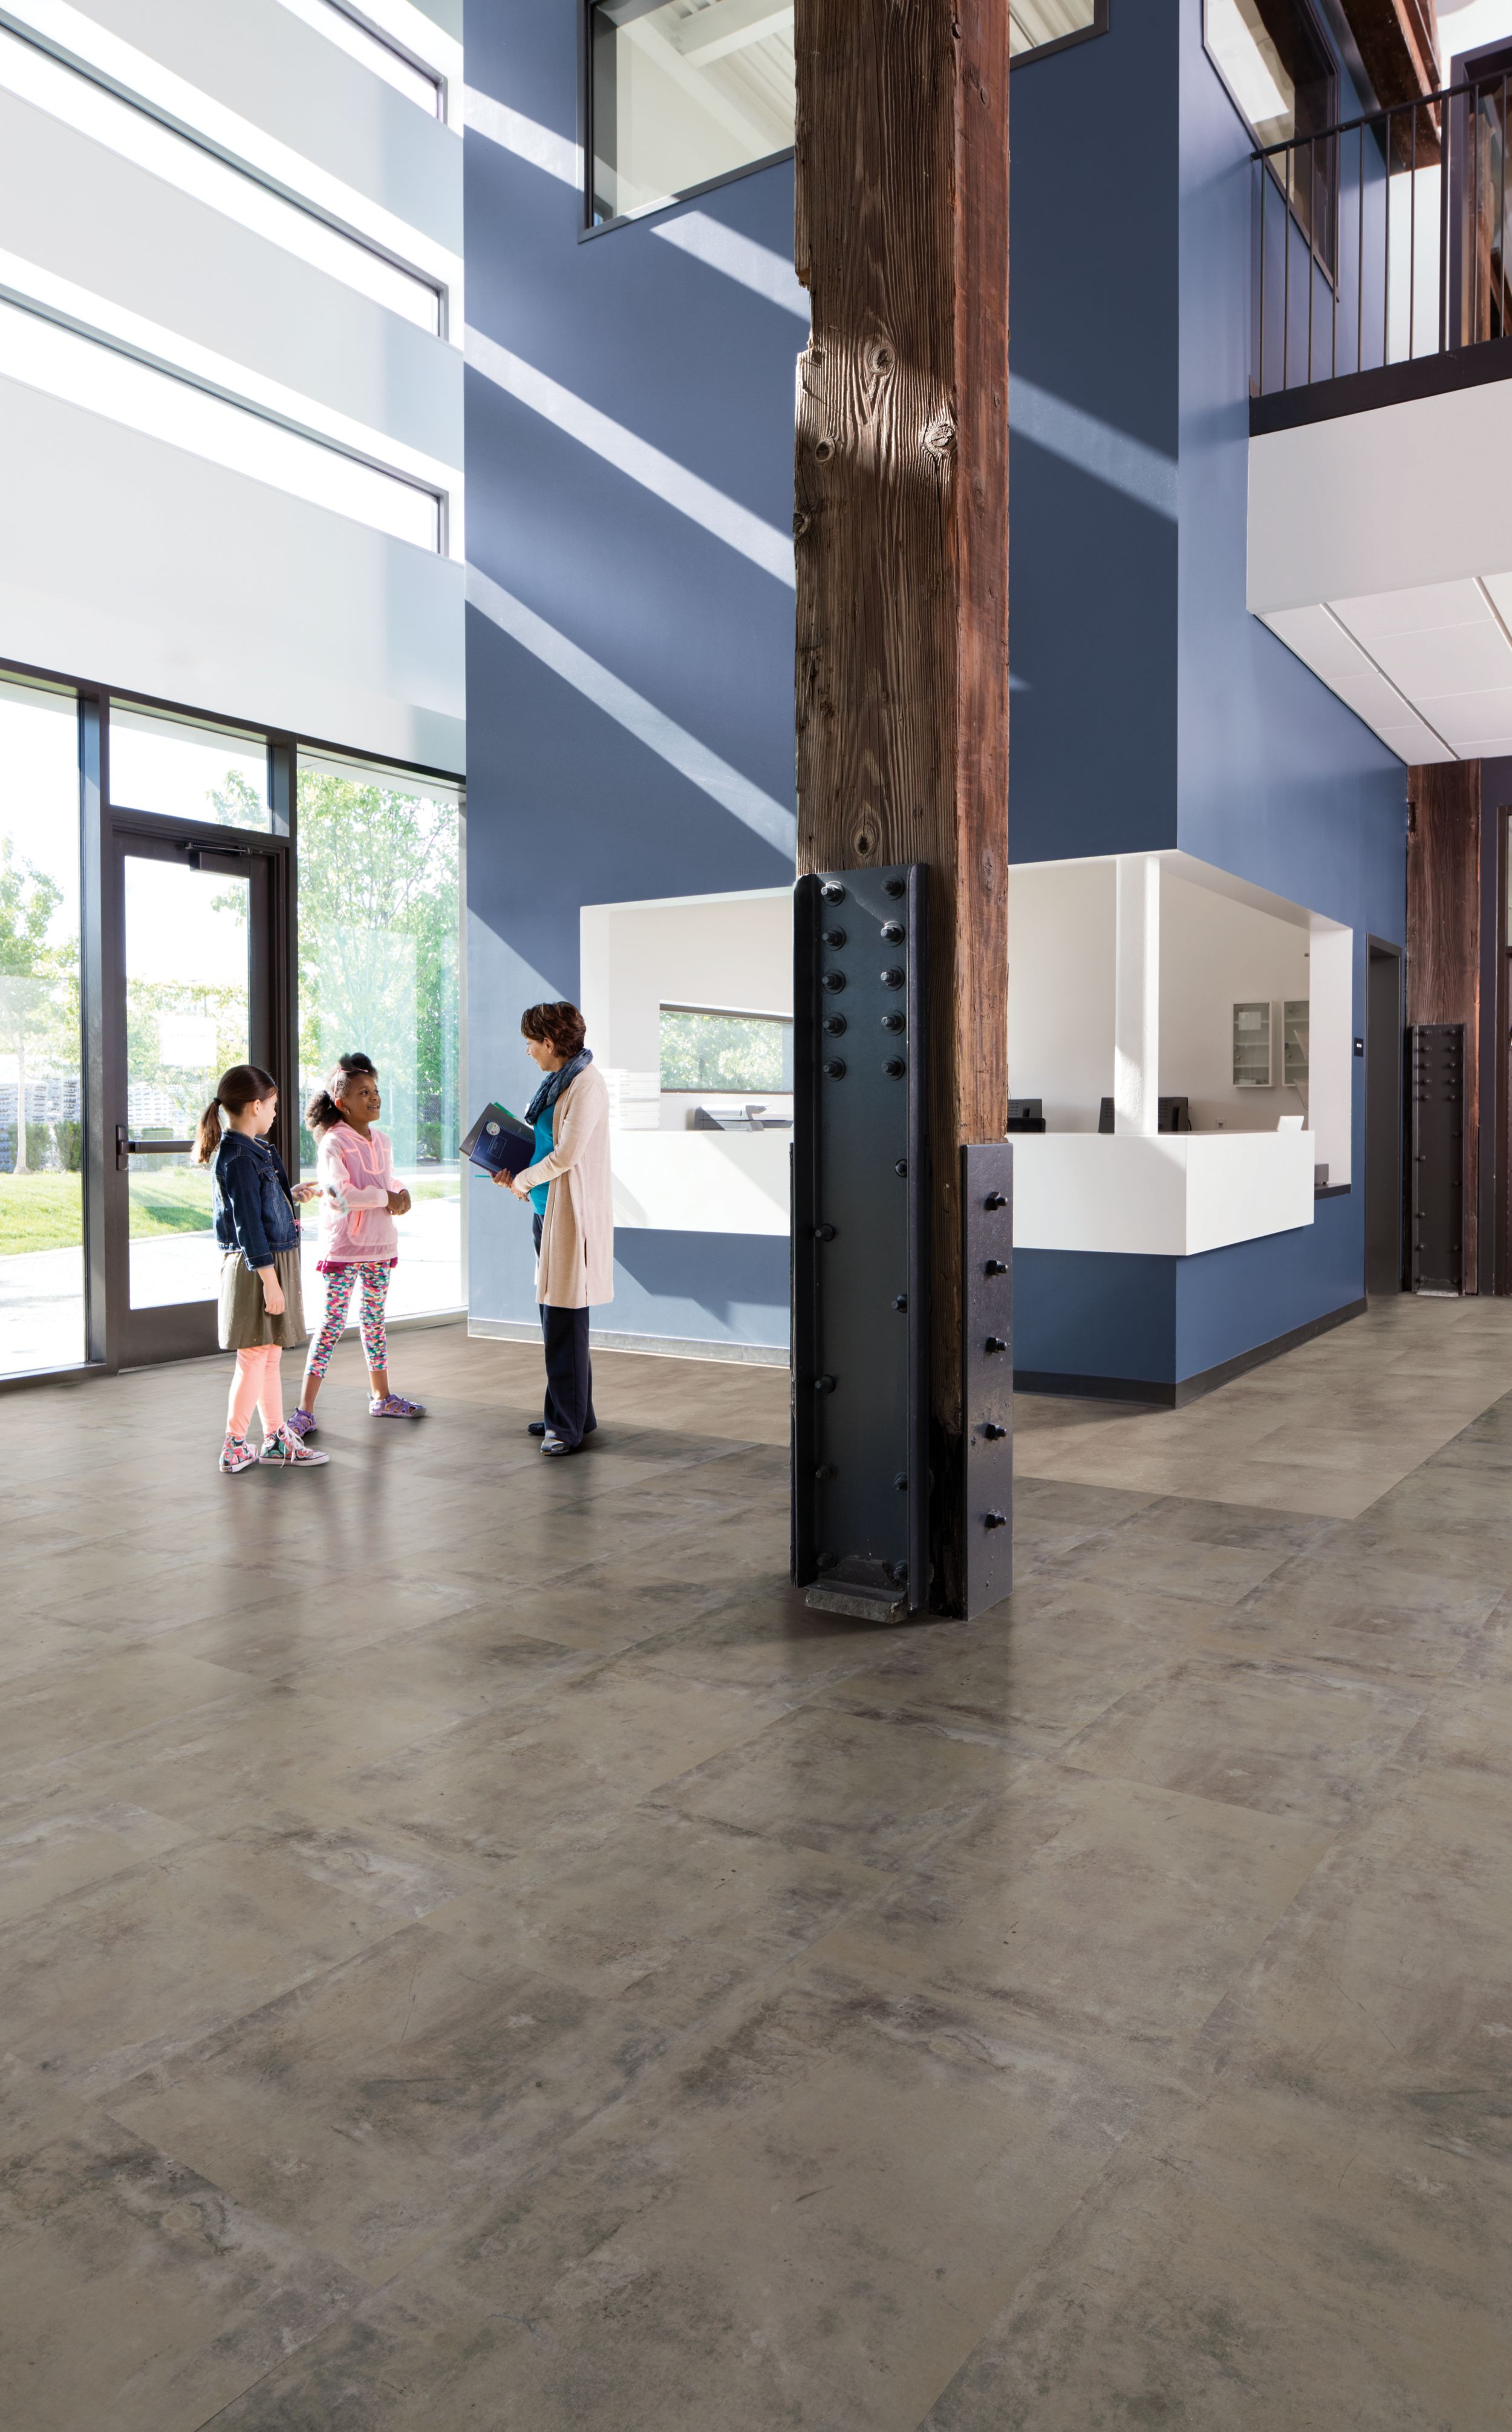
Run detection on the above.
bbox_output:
[370,1394,426,1419]
[285,1408,318,1439]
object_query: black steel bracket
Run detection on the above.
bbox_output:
[960,1143,1014,1615]
[792,863,928,1621]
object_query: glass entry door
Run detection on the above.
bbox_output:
[105,823,288,1365]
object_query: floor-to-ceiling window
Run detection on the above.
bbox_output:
[0,676,83,1378]
[295,751,463,1324]
[0,675,463,1379]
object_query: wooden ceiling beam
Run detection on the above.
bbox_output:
[1339,0,1442,109]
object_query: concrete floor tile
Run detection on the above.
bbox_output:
[652,1702,1005,1871]
[0,2120,365,2432]
[1059,1655,1425,1824]
[1210,1552,1506,1682]
[0,1822,477,2155]
[0,1797,197,1929]
[920,2084,1512,2432]
[822,1767,1331,2051]
[4,1308,1512,2426]
[813,1580,1201,1750]
[364,1969,1178,2432]
[109,1816,885,2286]
[350,1667,787,1862]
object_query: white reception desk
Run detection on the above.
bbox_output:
[608,1126,1315,1256]
[1009,1130,1316,1255]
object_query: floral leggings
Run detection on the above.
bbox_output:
[308,1261,392,1380]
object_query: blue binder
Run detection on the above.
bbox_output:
[461,1102,535,1179]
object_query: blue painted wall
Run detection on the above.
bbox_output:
[463,0,1409,1386]
[463,0,798,1344]
[1008,10,1181,863]
[1008,0,1406,1387]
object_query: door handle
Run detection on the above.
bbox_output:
[116,1124,129,1172]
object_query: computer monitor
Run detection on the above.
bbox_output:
[1098,1096,1191,1133]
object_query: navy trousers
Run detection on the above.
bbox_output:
[533,1213,596,1447]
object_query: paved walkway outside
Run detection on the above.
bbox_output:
[1,1296,1510,2428]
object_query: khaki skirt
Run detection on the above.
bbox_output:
[218,1246,307,1350]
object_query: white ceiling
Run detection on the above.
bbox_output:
[1264,577,1512,766]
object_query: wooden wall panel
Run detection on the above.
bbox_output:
[1408,760,1481,1290]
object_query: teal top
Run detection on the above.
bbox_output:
[529,1110,555,1216]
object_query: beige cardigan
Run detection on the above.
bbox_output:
[516,1062,614,1309]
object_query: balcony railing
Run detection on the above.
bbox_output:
[1254,70,1511,400]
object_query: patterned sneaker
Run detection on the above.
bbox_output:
[259,1424,330,1468]
[219,1433,256,1474]
[285,1408,318,1439]
[370,1394,426,1419]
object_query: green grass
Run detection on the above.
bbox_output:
[0,1164,460,1256]
[0,1172,84,1255]
[128,1169,217,1239]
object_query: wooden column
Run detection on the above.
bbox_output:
[793,0,1010,1615]
[1407,761,1481,1291]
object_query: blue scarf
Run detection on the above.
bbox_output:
[525,1046,592,1127]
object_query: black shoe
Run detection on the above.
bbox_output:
[528,1420,547,1436]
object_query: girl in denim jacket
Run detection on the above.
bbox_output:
[198,1064,329,1473]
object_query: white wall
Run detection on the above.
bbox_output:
[1006,859,1115,1130]
[0,380,464,770]
[581,889,792,1073]
[1008,854,1331,1141]
[1158,875,1311,1130]
[0,0,463,770]
[1249,378,1512,614]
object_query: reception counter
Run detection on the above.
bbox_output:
[1009,1129,1317,1256]
[607,1126,1317,1256]
[610,1129,790,1233]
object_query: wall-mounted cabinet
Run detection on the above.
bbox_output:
[1233,1000,1276,1087]
[1282,997,1310,1087]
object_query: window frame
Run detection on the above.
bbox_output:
[659,999,795,1096]
[579,0,795,240]
[1205,0,1340,283]
[1009,0,1110,73]
[0,647,465,1387]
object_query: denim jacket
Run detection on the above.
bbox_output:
[212,1129,301,1272]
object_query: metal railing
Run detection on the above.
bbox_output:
[1254,70,1511,397]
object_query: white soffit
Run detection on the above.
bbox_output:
[1262,579,1512,765]
[1250,374,1512,762]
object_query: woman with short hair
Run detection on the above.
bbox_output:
[498,1000,613,1454]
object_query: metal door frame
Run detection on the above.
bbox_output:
[99,806,293,1370]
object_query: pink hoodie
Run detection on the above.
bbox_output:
[316,1121,399,1267]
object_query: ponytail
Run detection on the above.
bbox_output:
[195,1063,278,1163]
[195,1099,224,1166]
[307,1050,378,1137]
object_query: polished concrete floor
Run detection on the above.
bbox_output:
[2,1295,1511,2429]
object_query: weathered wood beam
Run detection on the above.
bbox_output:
[1340,0,1442,108]
[793,0,1010,1614]
[1407,759,1481,1292]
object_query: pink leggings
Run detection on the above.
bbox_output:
[227,1344,284,1440]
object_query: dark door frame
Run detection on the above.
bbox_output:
[1364,933,1406,1297]
[98,809,294,1371]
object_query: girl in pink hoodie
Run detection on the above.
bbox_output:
[287,1053,427,1433]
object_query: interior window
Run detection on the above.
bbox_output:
[1205,0,1335,154]
[1010,0,1106,65]
[590,0,796,227]
[1207,0,1337,268]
